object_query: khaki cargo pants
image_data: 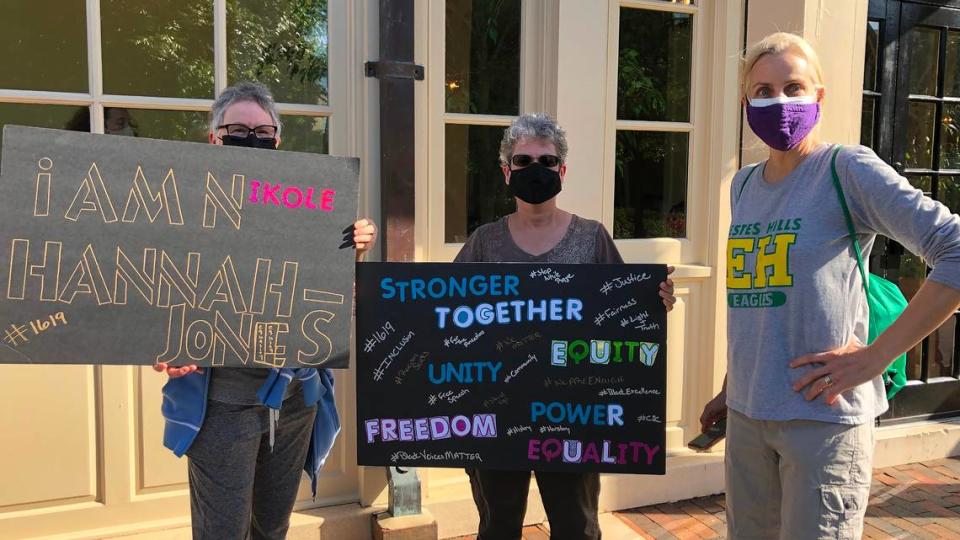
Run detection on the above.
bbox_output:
[725,409,874,539]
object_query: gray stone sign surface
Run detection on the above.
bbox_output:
[0,126,358,368]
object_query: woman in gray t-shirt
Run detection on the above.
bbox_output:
[456,113,676,540]
[700,33,960,539]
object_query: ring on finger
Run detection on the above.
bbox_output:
[823,374,834,387]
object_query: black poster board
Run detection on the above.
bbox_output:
[356,262,667,474]
[0,126,358,368]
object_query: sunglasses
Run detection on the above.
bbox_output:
[510,154,561,168]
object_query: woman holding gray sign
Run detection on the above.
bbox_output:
[455,113,676,540]
[699,33,960,538]
[153,82,377,540]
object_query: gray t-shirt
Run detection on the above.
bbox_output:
[727,143,960,424]
[454,214,623,264]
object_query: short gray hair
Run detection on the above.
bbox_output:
[209,81,283,136]
[499,113,568,166]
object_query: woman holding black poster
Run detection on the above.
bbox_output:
[455,113,676,540]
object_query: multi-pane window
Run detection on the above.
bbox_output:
[862,14,960,384]
[0,1,330,155]
[443,0,521,243]
[613,2,694,239]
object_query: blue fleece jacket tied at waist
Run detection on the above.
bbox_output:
[161,367,340,497]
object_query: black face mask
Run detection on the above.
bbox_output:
[221,132,277,150]
[508,163,562,204]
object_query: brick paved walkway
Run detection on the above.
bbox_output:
[450,457,960,539]
[615,457,960,539]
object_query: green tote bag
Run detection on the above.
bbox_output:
[829,145,908,399]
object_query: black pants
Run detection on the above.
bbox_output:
[186,393,317,540]
[466,468,601,540]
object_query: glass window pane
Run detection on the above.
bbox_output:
[227,0,329,106]
[444,123,512,243]
[101,1,214,98]
[906,341,924,381]
[908,27,940,96]
[617,8,693,122]
[861,97,876,149]
[103,108,209,142]
[0,103,89,162]
[897,250,928,381]
[928,315,956,379]
[864,21,880,92]
[906,101,936,169]
[939,175,960,213]
[942,104,960,170]
[945,31,960,97]
[0,2,87,92]
[445,0,521,115]
[909,174,933,195]
[897,250,928,300]
[614,131,688,239]
[277,115,329,154]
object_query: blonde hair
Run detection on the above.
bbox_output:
[740,32,824,97]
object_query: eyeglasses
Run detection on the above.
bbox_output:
[510,154,561,168]
[218,124,278,140]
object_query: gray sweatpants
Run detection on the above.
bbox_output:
[725,409,874,540]
[186,393,317,540]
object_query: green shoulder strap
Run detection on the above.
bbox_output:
[736,163,761,203]
[829,144,871,294]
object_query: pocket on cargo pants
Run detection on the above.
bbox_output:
[819,483,870,539]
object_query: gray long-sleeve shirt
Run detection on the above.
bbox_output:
[727,143,960,425]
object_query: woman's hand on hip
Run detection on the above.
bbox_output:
[789,336,884,405]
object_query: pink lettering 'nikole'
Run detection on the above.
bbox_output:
[249,180,335,212]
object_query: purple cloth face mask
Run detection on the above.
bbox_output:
[746,96,821,151]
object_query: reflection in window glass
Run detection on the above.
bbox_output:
[906,101,936,169]
[945,31,960,97]
[908,27,940,96]
[909,175,933,195]
[445,0,521,115]
[103,108,208,143]
[228,0,329,105]
[930,315,956,378]
[101,1,214,98]
[861,97,876,148]
[278,115,329,154]
[898,249,928,380]
[0,2,87,92]
[445,124,512,243]
[0,103,88,162]
[614,131,688,239]
[617,8,693,122]
[864,21,880,93]
[941,105,960,169]
[939,176,960,213]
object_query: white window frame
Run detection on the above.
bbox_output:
[601,0,707,267]
[0,0,343,154]
[421,0,556,262]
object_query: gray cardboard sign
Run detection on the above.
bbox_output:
[0,126,358,368]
